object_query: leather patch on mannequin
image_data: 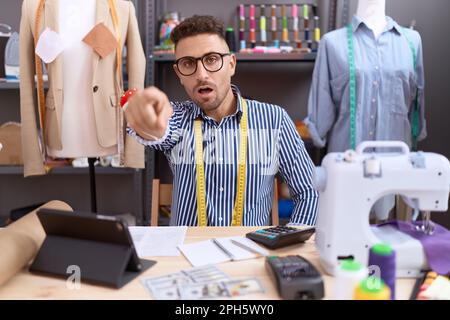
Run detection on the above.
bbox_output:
[82,23,117,59]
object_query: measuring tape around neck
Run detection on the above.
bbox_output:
[194,98,248,226]
[346,24,420,151]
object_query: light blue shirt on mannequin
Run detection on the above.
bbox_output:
[305,15,426,152]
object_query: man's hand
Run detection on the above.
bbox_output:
[124,86,173,141]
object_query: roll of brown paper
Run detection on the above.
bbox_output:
[0,200,72,287]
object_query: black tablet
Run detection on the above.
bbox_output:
[30,208,156,288]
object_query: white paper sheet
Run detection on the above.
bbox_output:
[128,226,187,257]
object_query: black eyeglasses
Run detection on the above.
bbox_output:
[175,52,231,76]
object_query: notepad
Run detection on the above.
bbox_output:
[178,236,269,267]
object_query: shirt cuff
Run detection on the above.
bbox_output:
[127,124,171,147]
[304,117,327,148]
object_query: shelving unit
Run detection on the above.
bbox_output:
[150,52,317,62]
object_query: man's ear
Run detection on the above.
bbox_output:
[173,64,184,85]
[229,54,237,77]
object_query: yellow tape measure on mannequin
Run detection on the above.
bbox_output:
[194,98,248,226]
[34,0,47,158]
[108,0,123,90]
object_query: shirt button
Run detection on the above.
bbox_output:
[218,157,223,162]
[220,187,224,192]
[375,66,379,70]
[372,98,376,103]
[371,115,375,119]
[373,81,378,87]
[93,85,99,93]
[219,217,223,222]
[369,131,374,136]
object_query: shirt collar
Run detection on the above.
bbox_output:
[352,15,402,35]
[191,84,243,121]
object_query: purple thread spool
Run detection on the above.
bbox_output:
[368,243,396,300]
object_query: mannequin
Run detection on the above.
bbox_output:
[48,0,116,159]
[356,0,387,38]
[305,0,426,220]
[19,0,146,178]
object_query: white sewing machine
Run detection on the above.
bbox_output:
[313,141,450,278]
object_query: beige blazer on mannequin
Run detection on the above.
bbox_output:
[19,0,146,177]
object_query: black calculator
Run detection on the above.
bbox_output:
[245,226,315,249]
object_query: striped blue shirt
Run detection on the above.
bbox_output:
[128,85,318,226]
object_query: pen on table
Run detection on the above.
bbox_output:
[230,239,268,257]
[212,238,235,260]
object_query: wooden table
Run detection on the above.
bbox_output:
[0,226,416,300]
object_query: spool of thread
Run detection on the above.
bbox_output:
[292,4,298,18]
[239,30,244,42]
[225,27,236,52]
[250,5,255,47]
[315,27,321,42]
[314,16,321,42]
[304,18,309,29]
[292,4,299,42]
[334,260,368,300]
[240,40,246,51]
[273,39,279,48]
[282,29,288,43]
[271,5,277,41]
[239,4,245,42]
[368,243,396,300]
[354,277,391,300]
[260,5,266,44]
[305,28,310,41]
[303,4,309,19]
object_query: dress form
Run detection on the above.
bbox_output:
[48,0,117,158]
[356,0,387,39]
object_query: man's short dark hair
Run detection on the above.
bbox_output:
[170,15,226,47]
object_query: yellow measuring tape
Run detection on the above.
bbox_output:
[108,0,125,165]
[194,98,248,226]
[34,0,47,159]
[107,0,123,91]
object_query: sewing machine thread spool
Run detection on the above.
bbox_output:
[368,243,396,300]
[334,260,367,300]
[354,277,391,300]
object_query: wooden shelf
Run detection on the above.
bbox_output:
[0,81,49,90]
[0,165,140,175]
[0,81,21,90]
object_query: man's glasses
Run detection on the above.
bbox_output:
[175,52,231,76]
